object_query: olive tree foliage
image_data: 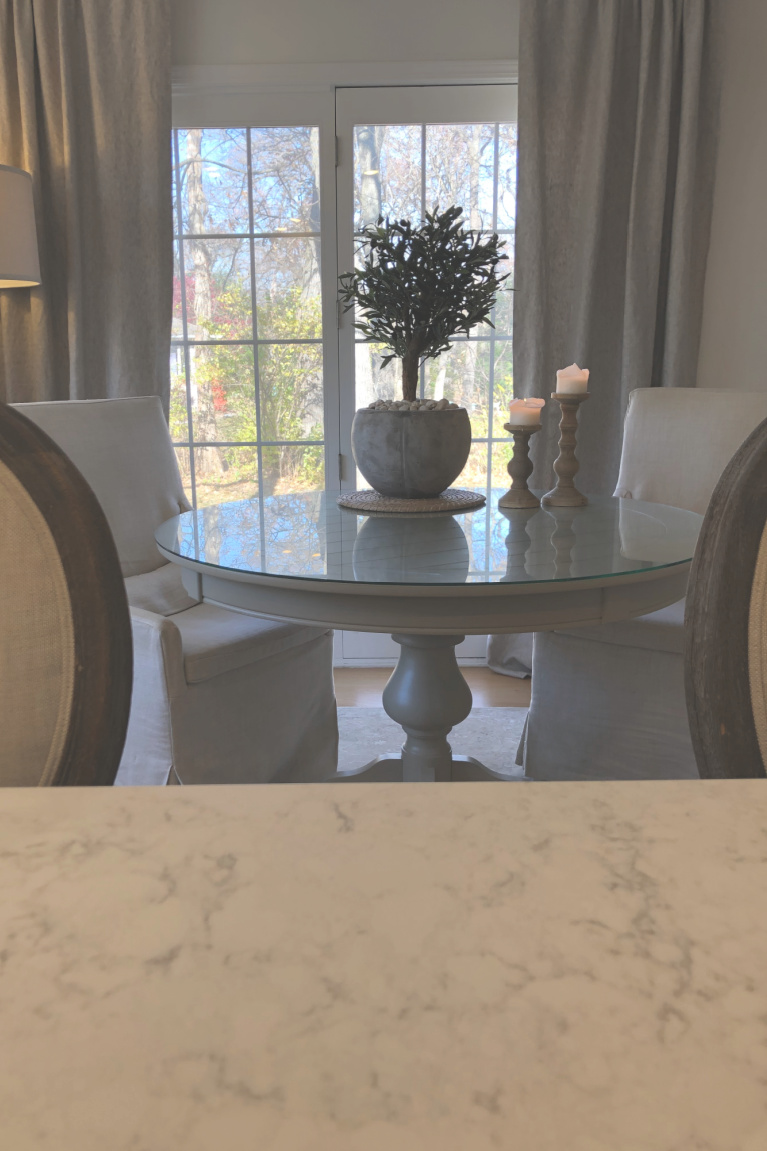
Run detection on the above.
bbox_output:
[338,206,509,402]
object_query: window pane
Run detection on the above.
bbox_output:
[425,123,496,229]
[193,445,259,508]
[261,444,324,498]
[490,441,514,489]
[354,341,401,408]
[258,343,323,442]
[172,138,180,236]
[174,446,194,508]
[354,124,421,231]
[492,338,515,412]
[190,345,256,443]
[457,441,488,492]
[182,238,252,339]
[169,347,189,442]
[172,240,185,338]
[251,127,320,234]
[422,341,493,415]
[254,237,321,339]
[178,128,249,235]
[492,273,514,338]
[497,123,518,232]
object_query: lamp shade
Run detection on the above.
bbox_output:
[0,164,41,288]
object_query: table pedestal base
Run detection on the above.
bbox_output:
[332,633,523,783]
[333,752,520,783]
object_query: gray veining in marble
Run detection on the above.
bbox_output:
[1,782,766,1150]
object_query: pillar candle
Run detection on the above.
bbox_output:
[556,364,590,393]
[508,398,545,426]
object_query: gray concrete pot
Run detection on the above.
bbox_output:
[351,407,472,499]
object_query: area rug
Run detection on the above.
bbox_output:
[116,706,529,785]
[337,706,528,778]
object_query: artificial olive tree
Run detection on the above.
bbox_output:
[338,205,509,403]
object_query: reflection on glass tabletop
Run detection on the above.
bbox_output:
[155,490,703,587]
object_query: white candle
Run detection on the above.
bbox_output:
[508,398,545,426]
[556,363,590,394]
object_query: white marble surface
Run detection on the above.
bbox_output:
[1,781,767,1150]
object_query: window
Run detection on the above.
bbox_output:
[350,118,517,490]
[335,85,517,661]
[335,85,517,502]
[171,126,326,508]
[171,84,517,526]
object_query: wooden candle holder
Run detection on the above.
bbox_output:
[541,392,589,508]
[498,422,541,509]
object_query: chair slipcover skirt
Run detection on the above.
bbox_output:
[521,617,698,781]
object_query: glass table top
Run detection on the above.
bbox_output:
[156,489,702,588]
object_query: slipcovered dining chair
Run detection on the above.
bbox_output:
[686,416,767,779]
[13,398,338,786]
[0,402,132,785]
[520,388,767,781]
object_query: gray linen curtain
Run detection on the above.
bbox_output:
[488,0,722,678]
[0,1,172,406]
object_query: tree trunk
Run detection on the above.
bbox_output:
[402,348,419,401]
[358,126,384,228]
[433,358,447,401]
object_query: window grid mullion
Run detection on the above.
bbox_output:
[173,128,198,510]
[483,121,502,556]
[173,338,323,348]
[179,231,320,241]
[172,439,324,449]
[246,128,267,551]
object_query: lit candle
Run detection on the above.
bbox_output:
[508,397,545,426]
[556,363,590,394]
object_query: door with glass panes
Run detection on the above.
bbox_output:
[335,85,518,663]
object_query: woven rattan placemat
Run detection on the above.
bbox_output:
[337,488,486,514]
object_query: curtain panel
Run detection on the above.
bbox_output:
[488,0,722,680]
[0,0,172,406]
[515,0,723,495]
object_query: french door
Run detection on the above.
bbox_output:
[334,84,518,663]
[170,80,517,664]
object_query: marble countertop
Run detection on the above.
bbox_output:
[1,781,766,1150]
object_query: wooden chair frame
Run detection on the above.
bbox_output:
[0,402,133,785]
[685,417,767,779]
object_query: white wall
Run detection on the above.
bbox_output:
[171,0,519,66]
[698,0,767,391]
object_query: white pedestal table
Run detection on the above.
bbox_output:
[156,490,702,782]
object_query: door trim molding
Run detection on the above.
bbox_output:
[172,61,518,97]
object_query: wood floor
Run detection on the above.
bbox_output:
[334,666,531,708]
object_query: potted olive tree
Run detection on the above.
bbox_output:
[339,205,509,500]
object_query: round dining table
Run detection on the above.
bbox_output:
[156,488,702,783]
